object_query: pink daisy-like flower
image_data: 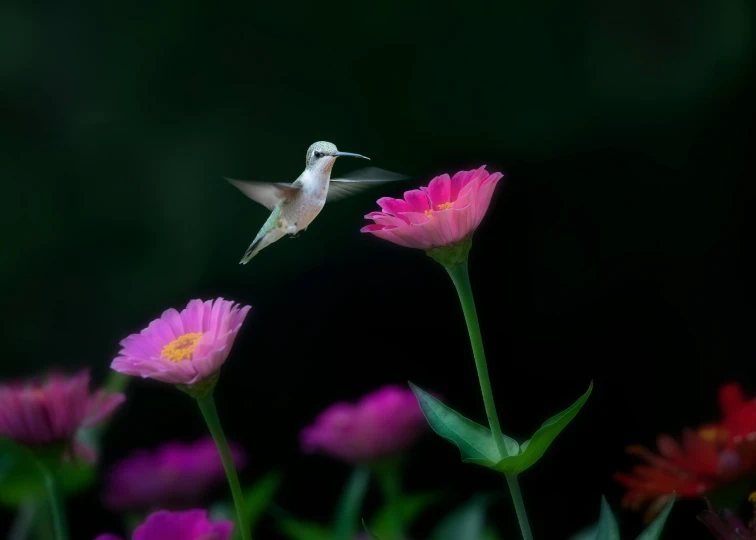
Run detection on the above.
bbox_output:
[0,369,124,447]
[103,436,247,511]
[361,166,503,252]
[111,298,251,386]
[94,509,233,540]
[300,385,427,463]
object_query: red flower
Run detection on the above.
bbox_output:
[615,383,756,522]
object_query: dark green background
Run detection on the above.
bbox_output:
[1,0,754,537]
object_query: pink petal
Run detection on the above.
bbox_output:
[421,173,451,208]
[160,308,185,338]
[377,197,413,216]
[403,189,430,212]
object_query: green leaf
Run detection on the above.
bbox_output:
[429,494,492,540]
[0,438,95,508]
[370,491,443,538]
[244,471,283,534]
[362,518,383,539]
[594,496,620,540]
[490,381,593,474]
[636,494,674,540]
[409,382,519,465]
[567,523,599,540]
[222,471,283,540]
[278,518,333,540]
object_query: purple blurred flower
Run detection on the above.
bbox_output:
[94,509,233,540]
[103,436,247,511]
[0,369,124,447]
[300,384,427,463]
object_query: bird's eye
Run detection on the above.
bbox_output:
[314,151,323,158]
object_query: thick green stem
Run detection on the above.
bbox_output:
[373,460,404,540]
[196,394,250,540]
[36,460,68,540]
[506,475,533,540]
[445,260,508,458]
[333,466,371,540]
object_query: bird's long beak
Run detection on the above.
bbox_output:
[333,151,370,160]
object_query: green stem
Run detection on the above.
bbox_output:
[36,460,68,540]
[446,260,534,540]
[373,460,404,540]
[506,475,533,540]
[445,260,508,458]
[196,394,250,540]
[333,466,371,540]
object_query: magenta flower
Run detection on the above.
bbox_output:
[361,166,503,252]
[111,298,251,386]
[0,370,124,447]
[300,384,427,463]
[103,436,247,511]
[94,509,233,540]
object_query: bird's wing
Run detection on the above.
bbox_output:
[226,178,301,211]
[326,167,410,203]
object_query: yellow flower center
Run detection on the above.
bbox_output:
[437,202,453,210]
[749,491,756,505]
[698,426,728,444]
[161,332,203,363]
[424,209,433,219]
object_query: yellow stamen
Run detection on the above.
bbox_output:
[437,202,453,210]
[424,209,433,219]
[161,332,203,363]
[749,492,756,505]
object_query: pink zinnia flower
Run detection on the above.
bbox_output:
[361,166,503,252]
[103,436,247,511]
[111,298,251,386]
[0,369,124,447]
[300,384,427,463]
[94,509,233,540]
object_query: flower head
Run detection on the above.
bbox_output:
[103,436,247,511]
[361,166,503,262]
[0,369,124,447]
[615,383,756,523]
[111,298,251,387]
[300,384,427,463]
[94,509,233,540]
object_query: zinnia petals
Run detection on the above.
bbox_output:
[111,298,251,386]
[299,384,427,463]
[0,370,124,447]
[103,436,247,511]
[94,509,233,540]
[362,166,503,251]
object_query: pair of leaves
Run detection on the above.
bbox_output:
[409,381,593,475]
[569,495,675,540]
[0,438,96,508]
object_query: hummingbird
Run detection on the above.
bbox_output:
[227,141,409,264]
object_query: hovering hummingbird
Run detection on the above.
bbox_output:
[227,141,409,264]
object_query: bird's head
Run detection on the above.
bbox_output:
[305,141,369,173]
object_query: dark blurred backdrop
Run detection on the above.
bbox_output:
[1,0,754,538]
